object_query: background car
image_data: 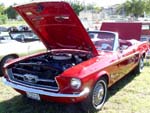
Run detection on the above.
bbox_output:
[0,32,11,41]
[9,31,39,42]
[0,26,8,32]
[141,22,150,42]
[17,25,29,31]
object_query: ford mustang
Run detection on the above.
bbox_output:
[2,1,148,113]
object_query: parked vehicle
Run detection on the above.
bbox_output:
[2,1,148,113]
[9,31,39,42]
[142,25,150,63]
[0,26,8,32]
[0,31,46,76]
[17,25,29,31]
[7,26,18,32]
[0,32,11,40]
[141,22,150,42]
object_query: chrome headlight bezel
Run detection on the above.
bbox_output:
[70,78,81,89]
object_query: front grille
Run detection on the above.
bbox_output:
[7,67,59,91]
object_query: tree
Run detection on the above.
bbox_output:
[117,0,145,17]
[5,6,18,19]
[93,6,103,13]
[86,4,93,10]
[0,15,7,24]
[116,4,125,15]
[86,4,103,13]
[71,2,84,15]
[0,3,5,15]
[144,0,150,15]
[0,4,7,24]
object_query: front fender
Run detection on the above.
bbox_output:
[94,70,110,84]
[82,70,110,92]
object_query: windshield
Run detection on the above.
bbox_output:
[88,31,115,51]
[9,31,39,42]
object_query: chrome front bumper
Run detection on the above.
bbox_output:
[2,77,90,98]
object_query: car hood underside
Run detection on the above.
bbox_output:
[14,1,98,56]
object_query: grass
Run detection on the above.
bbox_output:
[0,65,150,113]
[101,65,150,113]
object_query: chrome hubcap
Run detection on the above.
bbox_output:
[139,58,144,71]
[92,81,105,107]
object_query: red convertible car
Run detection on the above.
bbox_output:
[2,1,147,113]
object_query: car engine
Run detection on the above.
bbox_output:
[8,52,91,90]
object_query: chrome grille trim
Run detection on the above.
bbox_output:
[7,69,59,92]
[13,73,55,83]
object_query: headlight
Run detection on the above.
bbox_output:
[70,78,81,89]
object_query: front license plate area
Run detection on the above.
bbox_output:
[26,92,40,100]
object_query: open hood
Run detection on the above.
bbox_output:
[14,1,98,56]
[101,22,142,40]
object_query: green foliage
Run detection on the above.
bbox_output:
[144,0,150,14]
[5,6,18,19]
[0,4,7,24]
[0,14,7,24]
[116,4,124,15]
[70,2,102,15]
[0,3,5,15]
[71,2,84,15]
[86,4,93,10]
[93,6,103,13]
[124,0,145,17]
[86,4,103,13]
[117,0,150,17]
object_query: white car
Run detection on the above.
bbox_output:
[0,31,46,76]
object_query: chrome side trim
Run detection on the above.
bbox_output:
[2,77,90,98]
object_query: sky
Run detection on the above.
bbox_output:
[0,0,128,7]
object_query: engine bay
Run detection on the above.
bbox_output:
[9,51,92,88]
[16,52,91,74]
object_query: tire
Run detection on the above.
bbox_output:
[135,56,144,74]
[0,55,17,76]
[80,78,107,113]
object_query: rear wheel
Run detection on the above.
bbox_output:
[135,56,144,74]
[80,78,107,113]
[0,55,17,76]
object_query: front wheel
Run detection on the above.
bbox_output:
[80,78,107,113]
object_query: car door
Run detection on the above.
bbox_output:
[108,47,138,84]
[107,52,122,84]
[118,46,139,76]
